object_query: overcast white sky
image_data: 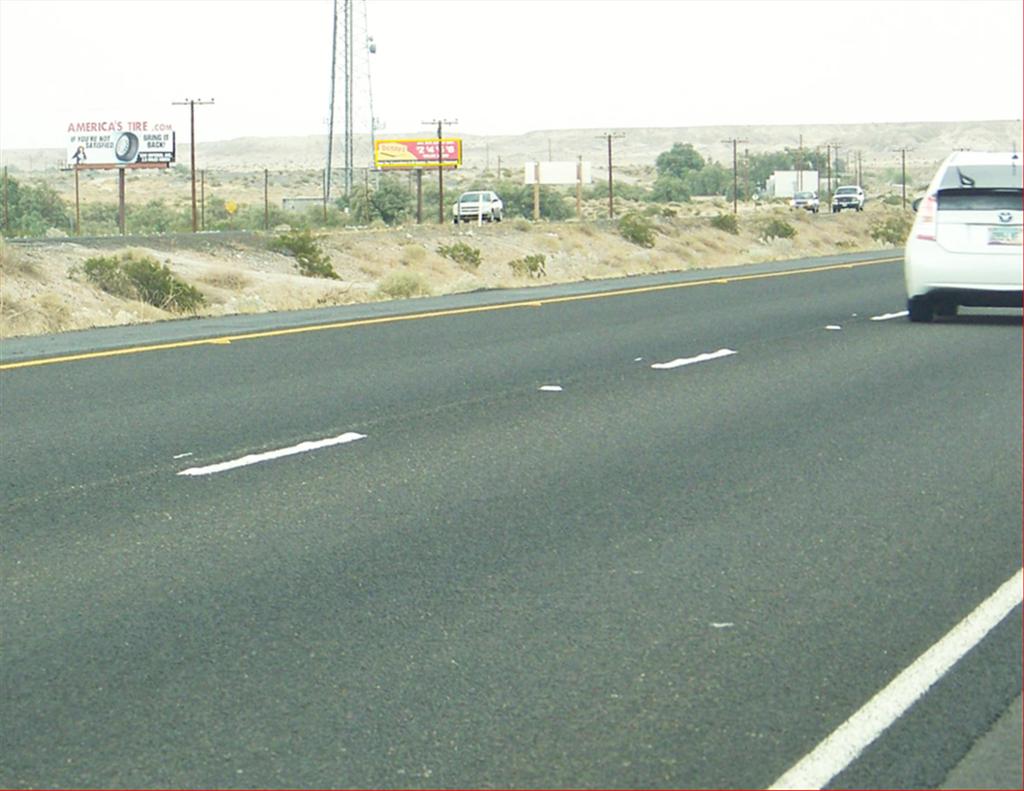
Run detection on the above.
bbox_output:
[1,0,1021,150]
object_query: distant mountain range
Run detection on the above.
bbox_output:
[3,119,1019,173]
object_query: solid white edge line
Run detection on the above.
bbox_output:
[178,432,366,476]
[651,348,737,370]
[768,568,1024,790]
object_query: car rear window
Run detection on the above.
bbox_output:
[937,188,1023,211]
[938,164,1023,190]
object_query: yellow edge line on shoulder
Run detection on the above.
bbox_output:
[1,256,902,371]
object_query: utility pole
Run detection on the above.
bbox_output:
[824,141,840,204]
[596,132,625,219]
[423,118,457,223]
[172,98,214,232]
[743,148,750,206]
[721,137,749,214]
[892,147,913,209]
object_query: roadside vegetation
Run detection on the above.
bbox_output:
[78,251,205,313]
[2,141,914,239]
[268,229,340,279]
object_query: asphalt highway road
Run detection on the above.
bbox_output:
[2,252,1021,789]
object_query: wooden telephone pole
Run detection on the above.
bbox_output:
[596,132,625,218]
[721,137,749,214]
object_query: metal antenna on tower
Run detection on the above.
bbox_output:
[325,0,339,208]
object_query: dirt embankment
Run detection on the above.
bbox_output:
[0,204,900,340]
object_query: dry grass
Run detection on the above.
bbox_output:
[199,269,252,290]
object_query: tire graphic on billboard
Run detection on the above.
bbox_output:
[114,132,140,162]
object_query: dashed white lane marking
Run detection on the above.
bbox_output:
[178,432,366,477]
[871,310,909,321]
[539,385,564,392]
[825,325,843,331]
[651,348,737,370]
[647,348,737,368]
[768,567,1024,790]
[172,452,193,459]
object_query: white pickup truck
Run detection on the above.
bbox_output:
[453,191,503,224]
[831,185,866,212]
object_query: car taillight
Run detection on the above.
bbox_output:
[916,195,937,240]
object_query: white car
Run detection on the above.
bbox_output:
[904,151,1022,322]
[791,191,820,213]
[453,191,503,224]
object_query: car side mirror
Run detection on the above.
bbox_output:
[911,197,922,213]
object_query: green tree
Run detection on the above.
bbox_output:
[348,175,414,225]
[2,176,71,236]
[650,175,691,203]
[686,162,731,197]
[655,143,705,179]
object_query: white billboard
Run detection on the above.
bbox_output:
[524,161,592,185]
[67,119,175,167]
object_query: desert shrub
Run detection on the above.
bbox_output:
[508,254,547,278]
[618,213,656,248]
[82,252,205,312]
[758,216,796,241]
[268,228,340,279]
[128,200,190,234]
[512,218,531,232]
[869,214,912,246]
[584,181,649,202]
[710,213,739,234]
[436,241,481,270]
[377,271,431,299]
[500,184,572,220]
[400,244,427,266]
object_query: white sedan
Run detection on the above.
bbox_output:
[904,151,1022,322]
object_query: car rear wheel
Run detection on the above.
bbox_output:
[908,296,935,322]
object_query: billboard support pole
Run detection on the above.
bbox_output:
[264,169,270,231]
[118,167,126,236]
[533,161,540,221]
[576,156,582,220]
[416,170,423,224]
[74,167,81,236]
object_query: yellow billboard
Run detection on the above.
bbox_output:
[375,138,462,169]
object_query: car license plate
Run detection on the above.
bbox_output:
[988,225,1022,246]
